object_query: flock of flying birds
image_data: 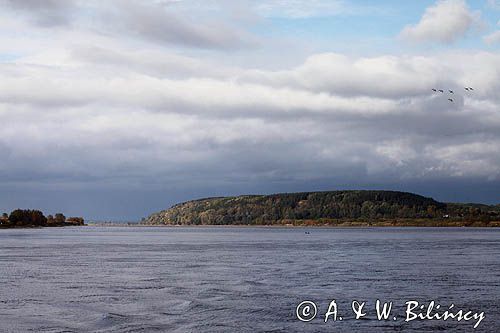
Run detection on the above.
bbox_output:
[431,87,474,102]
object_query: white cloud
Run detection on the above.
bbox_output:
[400,0,482,43]
[254,0,385,18]
[487,0,500,10]
[242,53,449,98]
[484,30,500,44]
[256,0,345,18]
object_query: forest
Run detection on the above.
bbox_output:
[144,190,500,227]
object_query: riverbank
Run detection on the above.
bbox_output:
[116,220,500,228]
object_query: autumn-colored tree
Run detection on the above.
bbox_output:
[66,217,84,225]
[54,213,66,224]
[8,209,47,226]
[47,215,55,225]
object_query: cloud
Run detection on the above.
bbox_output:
[0,0,257,50]
[103,1,257,49]
[256,0,345,18]
[253,0,387,18]
[241,53,449,98]
[487,0,500,10]
[484,30,500,44]
[70,46,240,79]
[0,0,76,26]
[1,50,500,195]
[399,0,482,43]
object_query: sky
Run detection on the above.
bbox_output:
[0,0,499,220]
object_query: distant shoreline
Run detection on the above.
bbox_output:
[144,190,500,227]
[0,224,86,229]
[4,223,498,230]
[88,222,500,228]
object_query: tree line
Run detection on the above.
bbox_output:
[0,209,84,228]
[145,190,500,226]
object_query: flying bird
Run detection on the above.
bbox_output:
[448,98,453,102]
[465,87,470,91]
[432,88,437,92]
[469,87,474,91]
[438,89,444,93]
[449,90,454,94]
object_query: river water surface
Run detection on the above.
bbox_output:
[0,226,499,332]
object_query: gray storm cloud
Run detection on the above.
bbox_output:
[1,51,499,187]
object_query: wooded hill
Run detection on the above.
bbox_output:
[143,190,500,227]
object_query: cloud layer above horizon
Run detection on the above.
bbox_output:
[1,0,499,219]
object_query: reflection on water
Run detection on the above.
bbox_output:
[0,227,499,332]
